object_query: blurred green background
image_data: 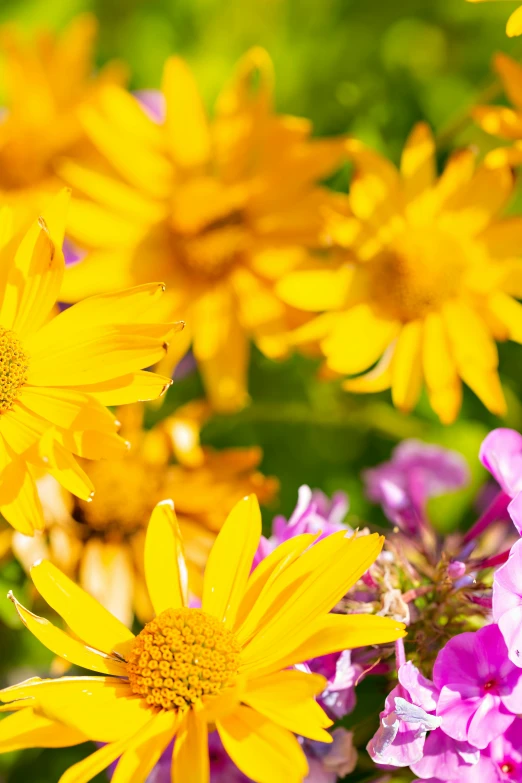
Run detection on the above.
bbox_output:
[1,0,522,780]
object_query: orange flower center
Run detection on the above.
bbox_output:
[76,457,162,535]
[0,327,28,414]
[365,230,466,321]
[126,607,241,710]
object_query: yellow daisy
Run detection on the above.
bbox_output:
[0,14,124,215]
[0,496,404,783]
[278,123,522,424]
[473,53,522,167]
[58,48,345,411]
[466,0,522,37]
[0,189,180,535]
[13,402,278,626]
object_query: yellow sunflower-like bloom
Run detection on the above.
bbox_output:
[12,402,277,626]
[473,53,522,167]
[278,123,522,424]
[466,0,522,37]
[0,14,124,215]
[0,189,181,535]
[0,496,404,783]
[58,48,346,411]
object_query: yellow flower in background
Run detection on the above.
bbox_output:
[58,48,345,411]
[467,0,522,37]
[0,189,181,535]
[278,124,522,424]
[0,496,404,783]
[473,53,522,166]
[13,402,278,626]
[0,14,124,215]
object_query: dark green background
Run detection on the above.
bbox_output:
[0,0,521,780]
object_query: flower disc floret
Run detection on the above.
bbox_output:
[0,327,28,414]
[126,607,241,710]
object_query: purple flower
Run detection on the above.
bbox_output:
[303,729,357,783]
[484,719,522,782]
[363,440,469,535]
[410,728,479,780]
[493,539,522,667]
[367,661,442,767]
[434,624,522,749]
[480,430,522,499]
[307,650,363,719]
[253,485,349,566]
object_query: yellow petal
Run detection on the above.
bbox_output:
[275,266,353,312]
[112,709,179,783]
[202,495,261,626]
[342,343,394,393]
[440,165,513,236]
[253,613,406,677]
[1,678,151,743]
[239,533,383,672]
[488,291,522,343]
[144,500,188,615]
[198,320,250,413]
[21,387,118,433]
[321,304,400,375]
[53,427,129,461]
[442,299,498,369]
[494,52,522,108]
[71,371,172,407]
[8,592,127,676]
[172,708,209,783]
[26,322,180,387]
[79,540,134,627]
[422,312,461,424]
[0,448,44,534]
[472,105,522,139]
[0,403,48,454]
[0,189,70,338]
[459,364,507,416]
[38,438,94,503]
[0,707,86,753]
[30,560,134,657]
[391,320,423,412]
[507,5,522,36]
[400,122,436,202]
[162,56,211,168]
[217,705,308,783]
[243,670,332,742]
[58,734,135,783]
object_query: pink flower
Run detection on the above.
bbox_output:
[493,539,522,667]
[480,430,522,499]
[363,440,469,535]
[367,661,442,766]
[434,625,522,749]
[306,650,363,719]
[304,729,358,783]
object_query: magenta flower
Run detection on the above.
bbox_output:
[480,429,522,499]
[410,728,479,780]
[306,650,363,719]
[303,729,357,782]
[363,440,469,535]
[367,661,442,766]
[434,624,522,749]
[253,484,349,566]
[493,539,522,667]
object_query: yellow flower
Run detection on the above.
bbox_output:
[466,0,522,37]
[0,189,180,534]
[0,496,404,783]
[278,124,522,424]
[473,53,522,167]
[13,402,278,626]
[0,15,124,214]
[58,49,345,411]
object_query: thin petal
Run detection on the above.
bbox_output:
[275,266,353,312]
[0,449,44,534]
[391,320,423,412]
[21,386,118,433]
[112,709,179,783]
[217,705,308,783]
[163,56,211,168]
[0,707,86,753]
[144,500,188,615]
[321,305,399,375]
[202,495,261,626]
[494,53,522,108]
[30,560,134,657]
[400,123,436,202]
[172,708,209,783]
[70,371,172,406]
[58,735,135,783]
[507,5,522,37]
[79,540,134,627]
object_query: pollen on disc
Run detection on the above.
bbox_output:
[0,327,28,413]
[126,607,241,710]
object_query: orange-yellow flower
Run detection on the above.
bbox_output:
[0,189,181,534]
[0,14,124,216]
[0,496,404,783]
[13,402,277,626]
[279,124,522,423]
[466,0,522,37]
[58,49,345,411]
[473,53,522,167]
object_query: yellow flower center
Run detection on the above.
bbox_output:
[0,327,28,414]
[76,457,162,535]
[126,607,241,710]
[365,230,466,321]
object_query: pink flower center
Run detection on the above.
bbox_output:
[483,679,499,694]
